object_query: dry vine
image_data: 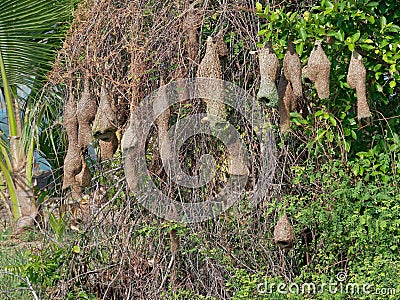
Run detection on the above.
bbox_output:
[43,0,315,298]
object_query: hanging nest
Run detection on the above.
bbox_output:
[174,67,189,100]
[63,83,79,145]
[283,40,302,106]
[99,133,119,160]
[182,6,202,64]
[214,29,228,57]
[257,44,280,107]
[75,154,92,187]
[62,143,82,190]
[154,79,172,162]
[227,138,249,176]
[278,74,295,133]
[92,78,117,140]
[196,36,226,121]
[70,183,83,201]
[77,74,97,148]
[63,80,86,198]
[303,40,331,99]
[63,83,81,190]
[347,51,371,119]
[273,212,295,249]
[196,36,222,81]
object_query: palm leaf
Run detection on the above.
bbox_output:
[0,0,74,88]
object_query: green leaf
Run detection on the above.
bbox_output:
[0,159,19,220]
[255,2,262,12]
[316,129,326,140]
[299,27,307,41]
[390,64,397,74]
[258,29,268,36]
[352,31,360,42]
[366,1,379,7]
[388,24,400,32]
[73,245,81,254]
[393,133,400,144]
[345,140,351,152]
[373,64,382,72]
[336,29,345,42]
[296,42,304,56]
[264,31,272,41]
[380,16,387,29]
[324,0,334,10]
[329,116,337,126]
[0,0,74,88]
[351,130,357,140]
[389,80,396,88]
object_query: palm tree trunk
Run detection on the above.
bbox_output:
[0,50,37,231]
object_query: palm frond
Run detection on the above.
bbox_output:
[0,0,75,88]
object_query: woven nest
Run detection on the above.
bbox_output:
[303,40,331,99]
[283,40,302,103]
[92,79,117,140]
[215,30,228,57]
[154,79,172,161]
[63,84,79,145]
[196,36,226,120]
[278,74,295,133]
[77,75,97,148]
[227,139,249,176]
[182,8,202,64]
[99,133,119,160]
[347,51,371,119]
[63,81,86,198]
[62,143,82,190]
[75,154,92,187]
[273,212,295,249]
[257,44,280,107]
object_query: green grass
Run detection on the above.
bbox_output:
[0,229,38,299]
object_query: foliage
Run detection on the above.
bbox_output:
[256,0,400,153]
[0,0,75,88]
[0,0,76,224]
[225,158,400,299]
[1,0,399,299]
[215,1,400,299]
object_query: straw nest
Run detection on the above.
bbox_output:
[99,133,119,160]
[77,74,97,148]
[347,51,371,119]
[283,40,302,102]
[215,30,228,57]
[227,138,249,176]
[63,84,82,190]
[273,212,295,249]
[63,84,79,145]
[278,74,295,133]
[62,143,82,190]
[75,154,92,187]
[154,79,172,162]
[92,79,117,141]
[257,44,280,107]
[303,40,331,99]
[182,7,202,64]
[196,36,226,120]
